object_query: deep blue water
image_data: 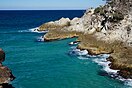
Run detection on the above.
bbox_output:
[0,10,129,88]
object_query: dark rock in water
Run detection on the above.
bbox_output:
[0,83,15,88]
[117,70,132,79]
[0,49,5,63]
[98,70,109,76]
[0,49,15,88]
[98,70,119,79]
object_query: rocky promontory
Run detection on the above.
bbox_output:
[38,0,132,79]
[0,49,15,88]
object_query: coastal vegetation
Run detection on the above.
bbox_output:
[38,0,132,79]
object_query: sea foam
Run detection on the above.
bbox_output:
[18,27,48,33]
[29,27,48,33]
[36,36,44,42]
[69,46,88,56]
[69,46,132,87]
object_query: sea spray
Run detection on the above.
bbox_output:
[29,27,48,33]
[68,46,132,87]
[18,27,48,33]
[68,46,88,56]
[36,36,44,42]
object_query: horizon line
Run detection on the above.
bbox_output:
[0,9,87,11]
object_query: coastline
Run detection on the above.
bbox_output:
[0,49,15,88]
[40,27,132,79]
[37,0,132,80]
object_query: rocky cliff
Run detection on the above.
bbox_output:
[0,49,15,88]
[38,0,132,79]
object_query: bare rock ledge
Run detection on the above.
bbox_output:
[38,0,132,79]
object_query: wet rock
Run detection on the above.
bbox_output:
[0,83,15,88]
[98,70,109,76]
[118,70,132,79]
[0,49,5,63]
[0,49,15,88]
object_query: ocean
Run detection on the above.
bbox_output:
[0,10,131,88]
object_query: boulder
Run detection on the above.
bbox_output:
[0,49,15,87]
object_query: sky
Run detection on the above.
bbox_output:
[0,0,106,10]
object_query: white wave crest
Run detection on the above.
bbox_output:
[124,79,132,87]
[78,56,89,60]
[18,30,29,33]
[29,27,48,33]
[69,47,132,87]
[36,36,44,42]
[93,58,119,74]
[18,27,48,33]
[69,47,88,56]
[93,55,132,87]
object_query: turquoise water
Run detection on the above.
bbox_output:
[0,10,129,88]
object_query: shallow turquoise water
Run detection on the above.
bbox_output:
[0,10,129,88]
[2,38,125,88]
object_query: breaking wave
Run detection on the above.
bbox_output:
[28,27,48,33]
[18,27,48,33]
[68,46,132,87]
[36,36,44,42]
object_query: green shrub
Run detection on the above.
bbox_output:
[108,1,115,7]
[109,11,124,22]
[94,7,105,16]
[94,7,102,14]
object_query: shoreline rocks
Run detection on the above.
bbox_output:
[78,34,132,79]
[0,49,15,88]
[38,0,132,79]
[43,28,82,41]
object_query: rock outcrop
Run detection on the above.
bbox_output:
[0,49,15,88]
[38,0,132,79]
[44,30,80,41]
[39,18,71,31]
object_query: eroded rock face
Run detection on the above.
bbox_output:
[0,49,15,88]
[39,0,132,79]
[39,17,71,31]
[44,30,81,41]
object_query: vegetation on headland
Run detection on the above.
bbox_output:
[38,0,132,79]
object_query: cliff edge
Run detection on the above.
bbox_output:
[38,0,132,79]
